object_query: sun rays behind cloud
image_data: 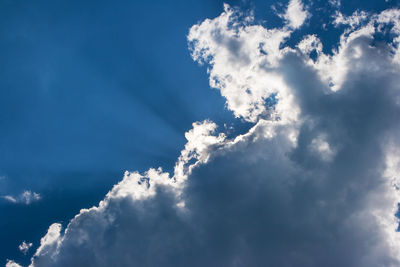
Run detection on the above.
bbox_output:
[7,1,400,266]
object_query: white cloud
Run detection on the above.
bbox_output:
[188,4,299,123]
[333,10,369,29]
[2,191,41,205]
[33,223,62,262]
[297,34,323,56]
[8,3,400,267]
[19,241,33,255]
[2,195,17,203]
[6,260,22,267]
[282,0,309,29]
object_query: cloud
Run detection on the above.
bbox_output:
[2,195,18,203]
[5,260,22,267]
[8,2,400,267]
[282,0,309,29]
[32,223,62,262]
[187,4,297,122]
[1,191,41,205]
[329,0,341,8]
[18,242,33,255]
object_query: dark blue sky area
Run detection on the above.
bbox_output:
[0,0,243,265]
[1,0,398,265]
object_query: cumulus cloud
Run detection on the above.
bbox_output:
[188,4,298,122]
[8,2,400,267]
[282,0,309,29]
[2,191,41,205]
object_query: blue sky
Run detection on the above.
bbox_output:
[2,0,400,266]
[0,0,248,264]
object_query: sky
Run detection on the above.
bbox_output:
[2,0,400,266]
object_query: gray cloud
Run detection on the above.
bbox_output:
[9,2,400,267]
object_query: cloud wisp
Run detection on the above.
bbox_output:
[7,1,400,266]
[2,191,41,205]
[18,242,33,255]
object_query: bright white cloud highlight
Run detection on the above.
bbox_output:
[282,0,309,29]
[188,4,299,122]
[18,241,33,255]
[5,260,22,267]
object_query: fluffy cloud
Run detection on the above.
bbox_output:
[2,191,41,205]
[9,1,400,266]
[281,0,309,29]
[188,4,297,122]
[5,260,22,267]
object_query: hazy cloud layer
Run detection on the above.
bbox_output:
[8,1,400,266]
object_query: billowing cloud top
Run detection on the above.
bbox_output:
[8,1,400,266]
